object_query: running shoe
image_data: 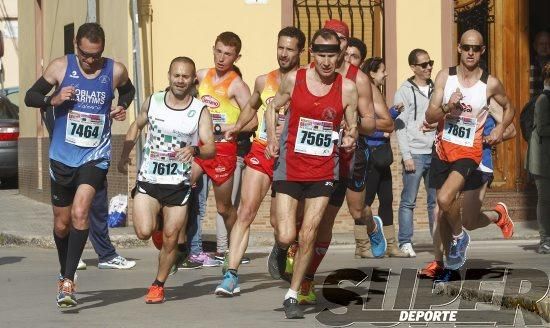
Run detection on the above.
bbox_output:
[446,231,470,270]
[151,230,163,250]
[169,251,188,275]
[399,243,417,258]
[283,243,298,283]
[214,271,241,296]
[192,252,219,267]
[434,268,461,283]
[179,257,203,270]
[369,216,387,258]
[145,285,165,304]
[283,297,304,319]
[418,260,444,279]
[538,242,550,254]
[77,258,86,270]
[298,279,316,305]
[268,245,287,280]
[220,251,229,274]
[57,278,77,308]
[98,255,136,270]
[494,202,514,239]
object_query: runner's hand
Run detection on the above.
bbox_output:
[50,86,76,106]
[224,124,239,141]
[341,134,356,153]
[420,120,437,132]
[176,146,195,163]
[110,105,127,121]
[485,124,504,145]
[403,159,416,173]
[118,157,131,174]
[265,139,279,159]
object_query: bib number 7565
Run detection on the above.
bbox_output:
[299,130,332,147]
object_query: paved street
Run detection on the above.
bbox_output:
[1,240,549,327]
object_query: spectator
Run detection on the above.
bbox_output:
[530,30,550,98]
[394,49,437,257]
[527,62,550,254]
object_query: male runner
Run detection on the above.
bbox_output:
[284,21,393,305]
[425,29,515,270]
[192,32,252,252]
[118,57,215,303]
[24,23,133,308]
[266,28,359,319]
[419,100,515,280]
[213,27,306,296]
[344,37,367,67]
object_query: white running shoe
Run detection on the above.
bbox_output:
[98,255,136,269]
[77,258,87,270]
[399,243,417,258]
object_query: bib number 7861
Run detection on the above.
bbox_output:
[446,123,471,139]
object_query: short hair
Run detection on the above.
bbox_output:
[311,28,340,47]
[278,26,306,51]
[347,37,367,62]
[361,57,384,81]
[543,62,550,81]
[76,23,105,46]
[168,56,196,74]
[408,48,428,65]
[215,31,242,54]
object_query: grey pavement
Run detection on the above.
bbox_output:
[1,242,549,327]
[1,188,550,325]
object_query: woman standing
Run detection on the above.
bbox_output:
[527,62,550,254]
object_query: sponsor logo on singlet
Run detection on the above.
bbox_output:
[322,107,337,121]
[99,75,110,84]
[250,157,260,165]
[69,70,79,79]
[201,95,220,108]
[74,89,107,105]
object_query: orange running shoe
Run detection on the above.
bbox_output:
[494,202,514,239]
[418,261,444,279]
[145,285,165,304]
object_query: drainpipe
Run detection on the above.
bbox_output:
[131,0,144,167]
[86,0,97,22]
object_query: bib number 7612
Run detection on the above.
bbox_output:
[299,130,332,147]
[151,162,178,175]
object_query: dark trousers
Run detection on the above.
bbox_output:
[88,183,118,262]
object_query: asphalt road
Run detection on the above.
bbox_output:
[1,241,548,327]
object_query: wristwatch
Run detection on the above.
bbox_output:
[214,124,222,135]
[192,146,201,157]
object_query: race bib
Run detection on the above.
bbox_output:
[442,116,477,147]
[65,110,105,147]
[259,113,286,142]
[143,150,189,184]
[294,117,333,156]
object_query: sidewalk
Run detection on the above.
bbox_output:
[0,189,542,248]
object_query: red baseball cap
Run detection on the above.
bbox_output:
[324,19,349,38]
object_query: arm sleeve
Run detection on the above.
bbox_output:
[24,77,55,108]
[116,79,136,109]
[394,87,412,161]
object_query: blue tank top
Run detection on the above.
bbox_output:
[50,55,114,169]
[480,115,495,172]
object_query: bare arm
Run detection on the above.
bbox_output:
[485,76,515,145]
[341,80,359,151]
[117,96,151,173]
[355,72,376,135]
[371,84,394,133]
[425,69,448,124]
[229,77,255,132]
[225,75,264,139]
[265,71,295,157]
[195,108,216,159]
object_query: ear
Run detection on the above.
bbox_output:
[235,54,242,63]
[481,45,486,55]
[457,44,462,54]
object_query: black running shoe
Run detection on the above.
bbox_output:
[283,297,304,319]
[267,245,287,280]
[434,268,461,283]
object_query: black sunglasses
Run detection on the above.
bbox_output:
[460,44,483,52]
[414,60,434,69]
[77,46,103,60]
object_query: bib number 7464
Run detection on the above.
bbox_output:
[69,123,100,139]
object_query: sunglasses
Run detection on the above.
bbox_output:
[460,44,484,52]
[77,46,103,60]
[414,60,434,69]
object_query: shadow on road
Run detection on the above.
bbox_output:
[0,256,24,266]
